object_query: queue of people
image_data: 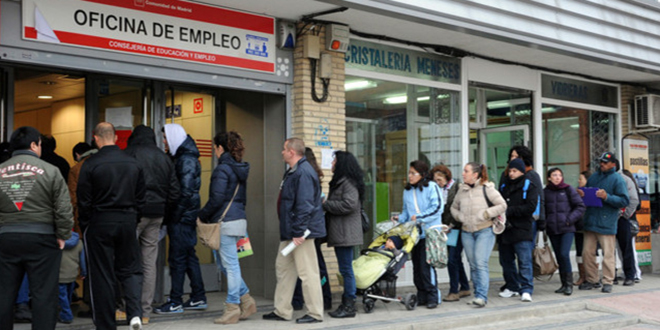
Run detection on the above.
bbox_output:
[0,123,645,329]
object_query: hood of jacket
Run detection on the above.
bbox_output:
[128,125,156,147]
[219,152,249,182]
[164,124,187,156]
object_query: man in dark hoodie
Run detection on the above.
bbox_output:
[125,125,180,323]
[41,135,70,183]
[155,124,207,315]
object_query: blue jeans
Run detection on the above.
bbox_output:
[334,246,356,300]
[58,282,76,321]
[16,274,29,304]
[499,240,534,294]
[213,235,249,304]
[168,223,206,304]
[462,227,495,301]
[549,232,574,274]
[447,231,469,294]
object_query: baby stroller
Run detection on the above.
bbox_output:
[352,221,420,313]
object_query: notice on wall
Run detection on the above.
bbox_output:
[105,106,133,129]
[623,138,651,266]
[321,148,334,170]
[22,0,275,73]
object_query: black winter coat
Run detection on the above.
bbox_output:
[124,125,180,218]
[500,168,545,221]
[278,157,326,240]
[499,174,539,244]
[199,152,249,223]
[170,136,201,226]
[543,185,585,235]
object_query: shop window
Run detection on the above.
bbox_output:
[345,76,461,224]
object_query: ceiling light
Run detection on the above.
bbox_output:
[384,95,407,104]
[344,80,377,91]
[37,95,53,99]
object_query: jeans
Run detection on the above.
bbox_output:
[334,246,356,300]
[58,282,76,321]
[447,231,469,294]
[213,235,249,304]
[499,240,534,295]
[16,274,29,304]
[462,227,495,301]
[168,223,206,304]
[549,232,574,274]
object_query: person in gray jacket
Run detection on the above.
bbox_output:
[614,159,640,286]
[324,150,364,318]
[0,126,74,330]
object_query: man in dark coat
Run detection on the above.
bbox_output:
[40,134,70,183]
[77,122,146,329]
[155,124,207,315]
[263,138,326,324]
[497,158,539,303]
[125,125,180,322]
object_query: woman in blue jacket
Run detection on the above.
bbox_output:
[392,160,443,308]
[544,168,585,295]
[198,131,256,324]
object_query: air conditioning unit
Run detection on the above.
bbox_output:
[635,94,660,128]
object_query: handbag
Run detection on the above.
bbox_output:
[533,232,558,279]
[630,217,640,236]
[483,185,506,235]
[360,205,371,233]
[425,225,449,269]
[196,183,240,250]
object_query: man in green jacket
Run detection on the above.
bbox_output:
[0,126,74,330]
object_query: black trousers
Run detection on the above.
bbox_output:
[84,218,143,330]
[412,238,438,304]
[0,233,62,330]
[616,217,636,280]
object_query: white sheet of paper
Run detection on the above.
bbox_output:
[321,148,334,170]
[105,107,133,129]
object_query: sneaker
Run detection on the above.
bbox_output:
[154,301,184,314]
[469,298,486,307]
[635,277,641,283]
[521,293,532,302]
[183,298,208,310]
[498,289,520,298]
[129,316,142,330]
[579,282,595,290]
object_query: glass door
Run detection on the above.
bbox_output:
[346,118,377,233]
[479,125,529,187]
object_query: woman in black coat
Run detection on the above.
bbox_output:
[323,151,365,318]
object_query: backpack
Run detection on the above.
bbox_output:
[503,179,540,218]
[425,225,448,269]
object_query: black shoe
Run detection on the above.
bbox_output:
[613,278,619,285]
[601,284,612,293]
[262,312,287,321]
[554,285,567,294]
[578,282,595,290]
[623,279,635,286]
[14,303,32,323]
[292,304,303,311]
[426,302,438,309]
[296,315,322,324]
[593,281,602,289]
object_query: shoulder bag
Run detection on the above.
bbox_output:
[196,183,240,250]
[533,232,558,280]
[483,185,506,235]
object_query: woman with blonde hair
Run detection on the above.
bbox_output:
[451,162,507,307]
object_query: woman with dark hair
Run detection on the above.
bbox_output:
[197,131,255,324]
[392,160,443,308]
[451,163,507,307]
[574,170,592,286]
[323,151,364,318]
[544,167,585,296]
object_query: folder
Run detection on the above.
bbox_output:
[579,187,603,207]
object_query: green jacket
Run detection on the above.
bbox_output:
[0,151,73,240]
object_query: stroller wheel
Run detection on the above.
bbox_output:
[404,293,417,310]
[364,299,375,313]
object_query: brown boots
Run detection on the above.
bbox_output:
[239,293,257,320]
[575,263,586,286]
[214,303,240,324]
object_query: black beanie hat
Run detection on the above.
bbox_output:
[509,158,526,174]
[388,235,404,250]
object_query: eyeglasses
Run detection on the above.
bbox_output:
[408,172,420,176]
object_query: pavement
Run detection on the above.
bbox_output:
[15,274,660,329]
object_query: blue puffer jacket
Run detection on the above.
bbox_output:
[398,181,443,239]
[544,185,585,235]
[170,136,201,226]
[583,168,629,235]
[199,152,249,223]
[278,157,326,240]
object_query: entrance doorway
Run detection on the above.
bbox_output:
[480,125,530,187]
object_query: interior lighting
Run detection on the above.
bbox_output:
[344,80,377,91]
[37,95,53,99]
[384,94,449,104]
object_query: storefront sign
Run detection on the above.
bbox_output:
[623,138,651,266]
[541,74,618,108]
[345,39,461,84]
[22,0,275,73]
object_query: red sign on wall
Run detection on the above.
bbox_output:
[193,98,203,114]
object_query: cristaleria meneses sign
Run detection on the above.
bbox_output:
[22,0,276,73]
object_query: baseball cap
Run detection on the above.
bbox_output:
[599,152,616,163]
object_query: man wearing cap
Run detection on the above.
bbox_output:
[577,152,629,293]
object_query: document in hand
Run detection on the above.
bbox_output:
[579,187,603,207]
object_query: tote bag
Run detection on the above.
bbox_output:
[533,232,558,279]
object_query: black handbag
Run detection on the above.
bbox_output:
[360,205,371,233]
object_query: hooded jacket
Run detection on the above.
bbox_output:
[451,181,507,233]
[124,125,180,218]
[544,184,585,235]
[199,151,249,223]
[397,180,443,239]
[167,132,201,227]
[499,174,539,244]
[278,157,326,240]
[583,167,629,235]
